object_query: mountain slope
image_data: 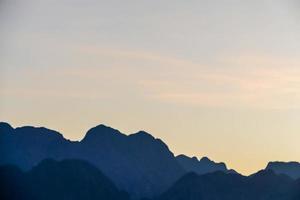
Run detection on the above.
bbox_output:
[0,122,184,199]
[1,122,300,199]
[176,154,233,175]
[158,170,298,200]
[266,161,300,179]
[0,122,73,169]
[0,159,129,200]
[79,124,185,198]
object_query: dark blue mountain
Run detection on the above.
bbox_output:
[266,161,300,179]
[0,159,129,200]
[79,125,185,198]
[158,170,299,200]
[1,122,300,200]
[176,154,237,175]
[0,122,73,169]
[0,122,184,199]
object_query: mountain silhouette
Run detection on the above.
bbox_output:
[0,122,184,199]
[0,122,70,168]
[79,124,185,198]
[266,161,300,179]
[2,122,300,199]
[158,170,300,200]
[2,159,300,200]
[176,154,237,175]
[0,159,129,200]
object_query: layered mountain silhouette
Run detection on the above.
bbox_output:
[158,170,300,200]
[176,154,237,175]
[266,161,300,179]
[0,122,185,198]
[0,159,129,200]
[2,160,300,200]
[1,121,300,200]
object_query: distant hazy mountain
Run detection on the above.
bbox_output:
[176,154,237,175]
[158,170,300,200]
[0,122,184,199]
[266,161,300,179]
[0,159,129,200]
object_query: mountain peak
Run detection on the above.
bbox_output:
[14,126,65,140]
[200,157,227,169]
[82,124,125,143]
[200,156,211,162]
[176,154,190,159]
[191,156,198,161]
[0,122,14,134]
[90,124,117,131]
[176,155,229,175]
[130,130,155,140]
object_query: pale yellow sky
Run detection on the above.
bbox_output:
[1,0,300,175]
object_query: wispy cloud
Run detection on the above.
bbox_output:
[140,54,300,109]
[3,43,300,110]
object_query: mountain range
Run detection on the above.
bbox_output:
[0,122,183,198]
[176,154,238,175]
[266,161,300,179]
[158,170,300,200]
[1,122,300,200]
[0,159,129,200]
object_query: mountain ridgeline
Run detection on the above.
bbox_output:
[266,161,300,179]
[176,154,238,175]
[0,159,130,200]
[0,122,183,198]
[158,170,300,200]
[1,122,300,200]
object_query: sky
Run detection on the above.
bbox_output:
[1,0,300,175]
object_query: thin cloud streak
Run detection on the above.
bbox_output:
[4,46,300,110]
[140,57,300,109]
